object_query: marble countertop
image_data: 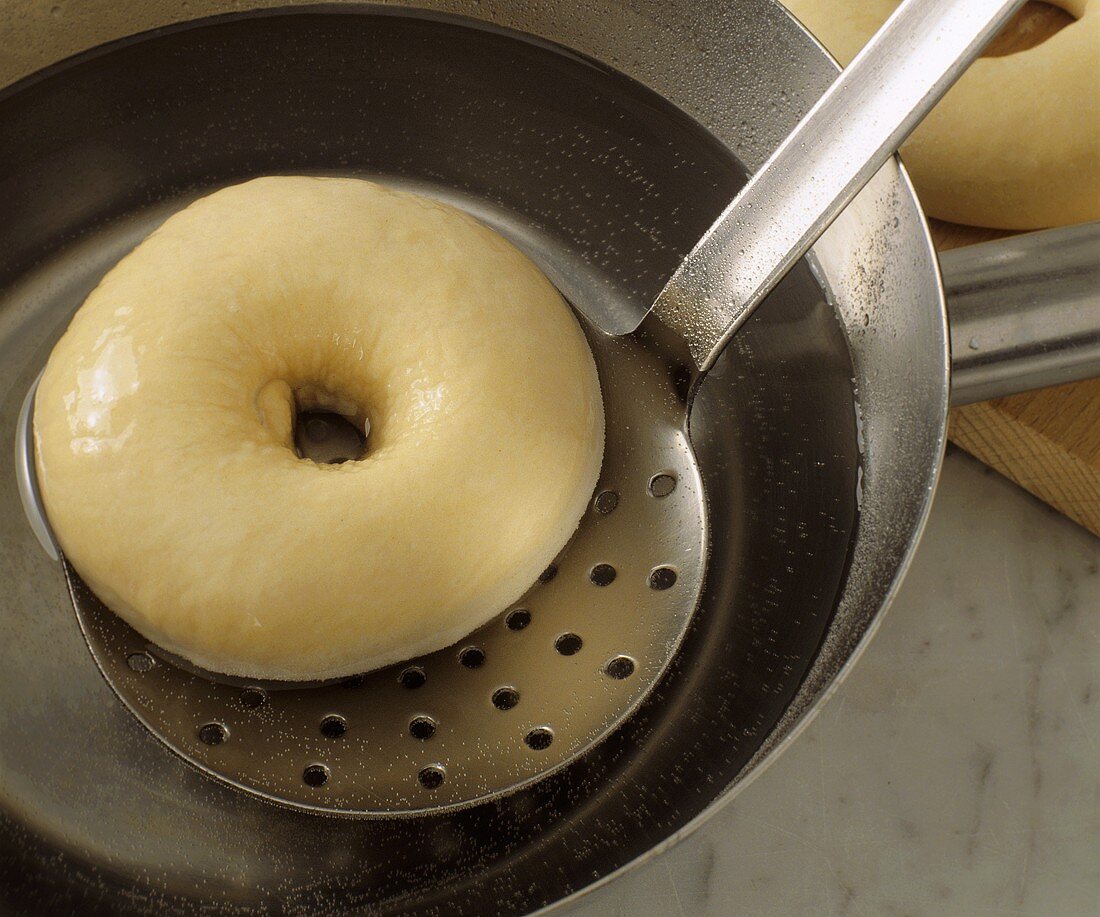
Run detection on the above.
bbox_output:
[567,449,1100,916]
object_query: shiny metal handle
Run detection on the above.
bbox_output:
[651,0,1026,371]
[947,222,1100,405]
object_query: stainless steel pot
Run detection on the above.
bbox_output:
[0,2,1096,913]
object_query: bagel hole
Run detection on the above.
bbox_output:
[981,2,1073,57]
[294,408,368,465]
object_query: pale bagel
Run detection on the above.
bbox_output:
[784,0,1100,229]
[34,176,605,681]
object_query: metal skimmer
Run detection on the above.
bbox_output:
[18,316,707,815]
[13,0,1020,818]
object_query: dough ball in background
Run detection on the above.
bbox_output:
[783,0,1100,229]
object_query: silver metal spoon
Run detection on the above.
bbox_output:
[10,0,1028,816]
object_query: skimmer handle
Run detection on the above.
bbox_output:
[652,0,1026,372]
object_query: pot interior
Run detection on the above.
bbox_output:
[0,9,862,913]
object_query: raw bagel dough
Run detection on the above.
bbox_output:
[784,0,1100,229]
[34,177,605,681]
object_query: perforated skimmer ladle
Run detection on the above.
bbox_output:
[16,0,1023,815]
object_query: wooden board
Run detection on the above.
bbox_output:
[932,219,1100,537]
